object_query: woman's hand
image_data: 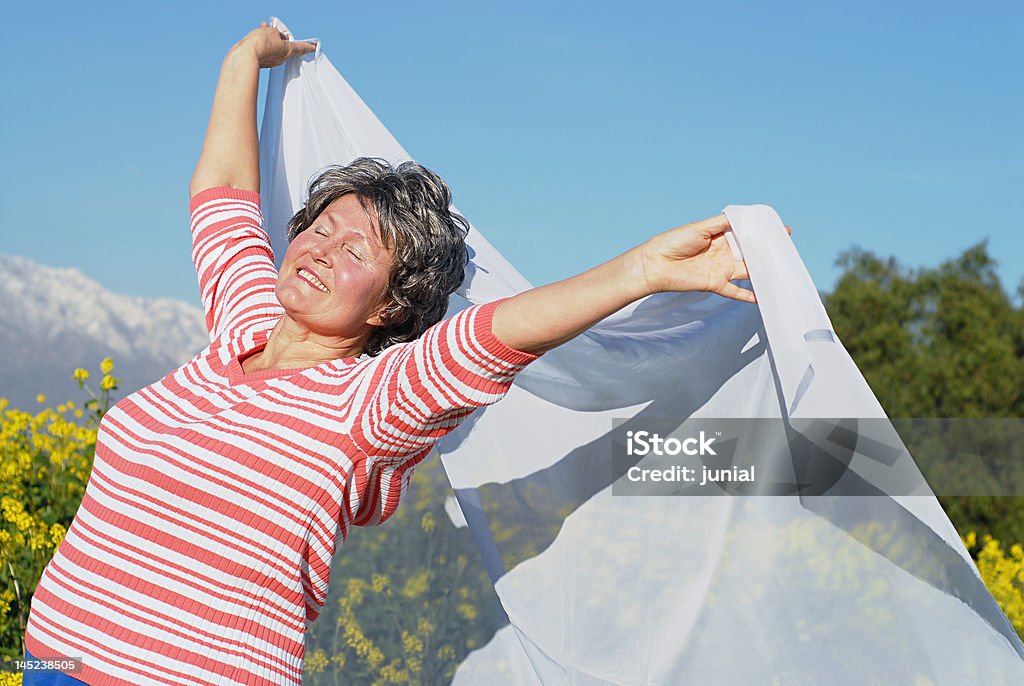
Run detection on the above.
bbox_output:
[190,23,316,197]
[636,215,751,302]
[236,22,316,69]
[492,215,793,354]
[635,216,793,303]
[189,23,315,196]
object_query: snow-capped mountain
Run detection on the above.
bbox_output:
[0,254,210,411]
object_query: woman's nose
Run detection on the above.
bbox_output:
[310,240,331,265]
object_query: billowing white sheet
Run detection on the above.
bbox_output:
[260,18,1024,684]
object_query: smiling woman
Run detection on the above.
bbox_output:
[277,158,471,357]
[20,21,768,685]
[244,157,472,376]
[258,188,397,369]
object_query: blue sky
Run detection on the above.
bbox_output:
[2,1,1021,305]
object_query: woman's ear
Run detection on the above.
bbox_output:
[366,309,388,328]
[365,300,397,328]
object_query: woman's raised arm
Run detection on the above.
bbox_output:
[492,215,790,355]
[190,24,315,198]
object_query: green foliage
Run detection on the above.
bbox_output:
[824,242,1024,543]
[303,458,506,685]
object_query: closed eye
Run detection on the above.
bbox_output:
[346,247,363,261]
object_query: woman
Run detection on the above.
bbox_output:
[22,24,768,685]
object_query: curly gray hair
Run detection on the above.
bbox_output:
[286,157,470,356]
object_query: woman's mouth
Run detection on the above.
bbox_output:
[297,267,331,293]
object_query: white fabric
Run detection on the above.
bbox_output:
[260,18,1024,684]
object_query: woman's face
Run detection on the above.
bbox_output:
[276,194,394,343]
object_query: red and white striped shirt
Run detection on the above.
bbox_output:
[24,187,538,685]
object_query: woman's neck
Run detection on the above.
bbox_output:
[246,315,368,372]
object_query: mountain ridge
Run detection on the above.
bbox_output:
[0,254,210,410]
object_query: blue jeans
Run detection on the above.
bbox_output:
[21,646,87,685]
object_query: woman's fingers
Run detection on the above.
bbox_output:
[684,215,793,240]
[730,260,750,282]
[290,40,317,55]
[717,281,756,303]
[687,214,731,238]
[242,24,316,68]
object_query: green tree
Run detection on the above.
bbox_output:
[824,242,1024,544]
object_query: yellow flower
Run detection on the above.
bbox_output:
[101,375,118,391]
[401,630,424,654]
[346,578,367,605]
[50,522,67,548]
[0,669,26,686]
[401,570,429,599]
[456,602,477,621]
[36,393,46,403]
[29,530,49,551]
[72,368,89,382]
[379,660,409,683]
[371,573,390,593]
[972,534,1024,637]
[100,357,114,375]
[304,649,329,674]
[420,511,435,533]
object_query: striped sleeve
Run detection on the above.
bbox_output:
[350,300,539,526]
[190,187,281,340]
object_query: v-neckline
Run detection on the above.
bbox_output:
[225,328,362,387]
